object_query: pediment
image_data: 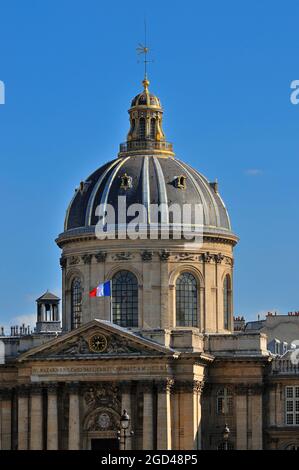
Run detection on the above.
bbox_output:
[18,319,175,361]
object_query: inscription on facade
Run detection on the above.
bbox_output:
[31,364,167,380]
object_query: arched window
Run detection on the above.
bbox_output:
[285,443,299,450]
[223,274,232,329]
[71,277,82,329]
[150,118,156,139]
[131,118,135,134]
[112,271,138,327]
[139,117,146,139]
[216,387,233,415]
[176,273,198,327]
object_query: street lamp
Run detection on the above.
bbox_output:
[223,423,230,450]
[117,410,134,450]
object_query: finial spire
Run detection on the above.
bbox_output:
[137,20,151,89]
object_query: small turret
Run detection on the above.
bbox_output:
[35,291,61,334]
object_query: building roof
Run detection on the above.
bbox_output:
[59,79,237,243]
[63,156,233,236]
[36,291,60,302]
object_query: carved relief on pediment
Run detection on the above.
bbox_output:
[36,330,160,358]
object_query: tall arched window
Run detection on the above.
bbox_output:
[223,274,232,329]
[112,271,138,327]
[176,272,198,327]
[71,277,82,329]
[139,118,146,139]
[216,387,233,415]
[150,118,156,139]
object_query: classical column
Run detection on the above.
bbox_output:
[177,381,203,450]
[202,255,216,332]
[276,383,284,426]
[250,384,263,450]
[160,262,169,328]
[47,385,58,450]
[68,383,80,450]
[30,386,43,450]
[121,381,132,450]
[156,379,173,450]
[0,389,12,450]
[268,383,277,427]
[141,381,154,450]
[236,385,248,450]
[142,258,152,328]
[18,387,29,450]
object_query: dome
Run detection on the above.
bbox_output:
[58,78,237,245]
[62,155,233,238]
[131,92,161,108]
[130,78,162,109]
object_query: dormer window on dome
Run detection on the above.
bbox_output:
[120,173,133,190]
[174,175,187,190]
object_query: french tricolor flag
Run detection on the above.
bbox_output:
[89,280,111,297]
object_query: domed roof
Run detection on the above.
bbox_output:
[58,79,237,245]
[62,155,233,238]
[131,92,161,108]
[130,78,162,109]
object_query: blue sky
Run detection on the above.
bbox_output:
[0,0,298,329]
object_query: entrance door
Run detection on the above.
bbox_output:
[91,438,119,450]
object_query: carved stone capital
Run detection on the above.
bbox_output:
[67,381,80,394]
[30,384,43,395]
[159,250,170,262]
[235,383,249,395]
[18,385,30,397]
[69,256,80,266]
[95,252,107,263]
[202,252,213,263]
[214,253,224,264]
[82,254,93,264]
[235,382,264,395]
[267,382,278,391]
[248,383,264,395]
[174,380,204,394]
[156,378,174,393]
[46,383,59,394]
[141,250,153,262]
[120,381,132,394]
[60,256,67,269]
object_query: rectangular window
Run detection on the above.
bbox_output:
[285,386,299,426]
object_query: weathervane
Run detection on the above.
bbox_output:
[137,20,152,83]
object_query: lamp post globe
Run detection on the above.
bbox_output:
[223,423,230,450]
[120,409,130,430]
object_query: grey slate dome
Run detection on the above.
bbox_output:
[63,155,232,236]
[60,79,236,242]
